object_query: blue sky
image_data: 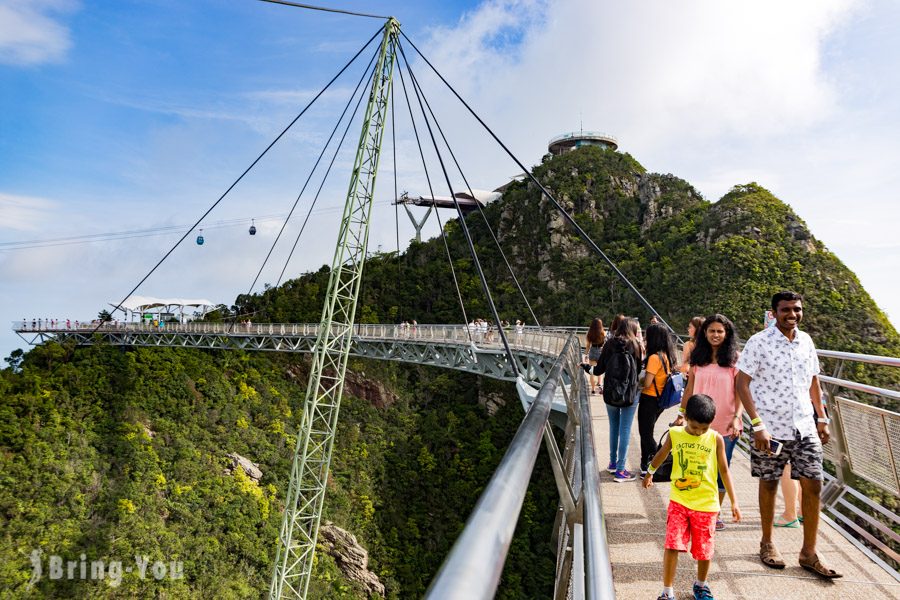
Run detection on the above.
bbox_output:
[2,0,900,360]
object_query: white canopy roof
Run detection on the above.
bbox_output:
[455,188,501,204]
[114,295,217,312]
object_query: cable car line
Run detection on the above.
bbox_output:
[0,213,284,249]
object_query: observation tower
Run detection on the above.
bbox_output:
[548,131,618,155]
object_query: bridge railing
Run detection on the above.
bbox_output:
[816,351,900,576]
[12,321,572,360]
[424,333,615,600]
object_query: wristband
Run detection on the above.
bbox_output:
[647,465,657,475]
[752,423,767,432]
[750,416,762,425]
[816,417,831,424]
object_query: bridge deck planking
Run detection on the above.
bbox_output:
[590,396,900,600]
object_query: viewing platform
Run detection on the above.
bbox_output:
[591,398,899,598]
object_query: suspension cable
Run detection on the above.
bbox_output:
[106,25,385,328]
[398,45,520,371]
[259,0,389,20]
[239,41,380,315]
[399,31,680,340]
[395,58,472,342]
[274,52,377,288]
[401,50,542,331]
[391,79,402,322]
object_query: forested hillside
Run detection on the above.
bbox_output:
[0,343,555,598]
[237,146,899,403]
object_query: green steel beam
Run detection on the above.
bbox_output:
[269,18,399,600]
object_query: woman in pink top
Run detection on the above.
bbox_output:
[674,313,741,530]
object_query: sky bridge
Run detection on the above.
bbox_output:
[9,6,900,599]
[14,320,900,599]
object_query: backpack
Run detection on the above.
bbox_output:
[602,344,638,408]
[652,353,685,410]
[652,431,674,483]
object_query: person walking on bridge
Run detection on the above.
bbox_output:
[585,317,606,394]
[674,314,742,531]
[586,317,642,481]
[735,291,842,579]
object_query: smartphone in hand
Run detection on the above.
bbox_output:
[769,439,783,456]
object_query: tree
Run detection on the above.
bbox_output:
[98,309,113,323]
[3,348,24,372]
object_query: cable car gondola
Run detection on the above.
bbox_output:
[249,219,256,236]
[196,229,204,245]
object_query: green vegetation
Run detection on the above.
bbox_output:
[240,146,899,404]
[0,342,555,598]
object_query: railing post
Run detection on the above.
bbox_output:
[821,361,854,507]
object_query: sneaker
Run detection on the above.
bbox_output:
[606,461,617,474]
[657,594,674,600]
[640,469,648,478]
[693,582,715,600]
[715,518,725,531]
[613,469,636,482]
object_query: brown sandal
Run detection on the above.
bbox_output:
[760,542,786,569]
[799,554,843,579]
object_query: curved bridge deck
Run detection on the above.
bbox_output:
[590,396,899,599]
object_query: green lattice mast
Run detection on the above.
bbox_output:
[270,19,399,599]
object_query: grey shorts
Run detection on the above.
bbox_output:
[750,430,823,481]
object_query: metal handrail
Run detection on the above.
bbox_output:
[816,349,900,368]
[818,375,900,400]
[424,339,571,599]
[575,348,616,599]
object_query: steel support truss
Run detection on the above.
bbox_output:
[31,326,560,387]
[269,20,399,599]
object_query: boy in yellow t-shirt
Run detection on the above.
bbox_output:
[643,394,742,600]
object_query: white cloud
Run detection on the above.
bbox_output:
[413,0,859,164]
[0,192,58,231]
[0,0,77,66]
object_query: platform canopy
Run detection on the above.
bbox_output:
[113,295,216,313]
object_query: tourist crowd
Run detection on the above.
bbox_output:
[582,291,839,600]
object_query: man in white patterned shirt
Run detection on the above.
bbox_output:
[735,291,842,579]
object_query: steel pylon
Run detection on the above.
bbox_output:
[269,18,399,600]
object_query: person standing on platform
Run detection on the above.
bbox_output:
[638,323,678,476]
[674,314,742,531]
[680,316,704,374]
[735,291,842,579]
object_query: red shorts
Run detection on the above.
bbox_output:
[665,500,716,560]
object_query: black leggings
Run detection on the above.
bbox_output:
[638,393,664,471]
